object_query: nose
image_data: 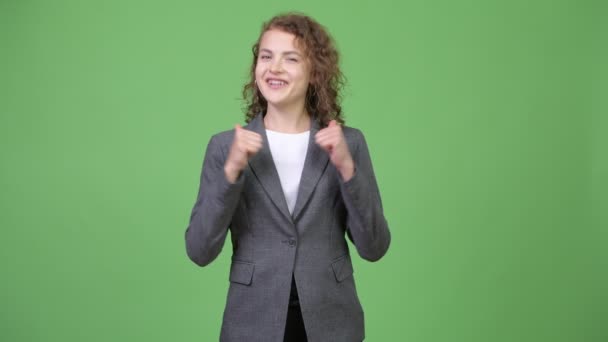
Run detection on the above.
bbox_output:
[269,58,283,73]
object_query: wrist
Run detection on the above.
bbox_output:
[337,158,355,182]
[224,162,241,183]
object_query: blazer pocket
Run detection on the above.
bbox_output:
[229,260,255,285]
[331,254,354,282]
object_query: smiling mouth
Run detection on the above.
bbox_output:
[267,79,288,89]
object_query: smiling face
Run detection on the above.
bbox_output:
[255,29,312,113]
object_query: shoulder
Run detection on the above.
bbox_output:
[209,129,235,147]
[341,125,367,151]
[202,129,235,161]
[207,125,239,150]
[342,125,363,140]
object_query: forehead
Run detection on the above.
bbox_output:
[259,29,305,54]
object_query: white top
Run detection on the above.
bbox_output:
[266,129,310,214]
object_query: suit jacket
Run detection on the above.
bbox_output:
[185,112,391,342]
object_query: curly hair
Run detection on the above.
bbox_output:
[242,13,345,127]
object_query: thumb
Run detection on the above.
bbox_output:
[234,124,242,131]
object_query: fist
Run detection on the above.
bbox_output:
[315,120,355,181]
[224,124,262,183]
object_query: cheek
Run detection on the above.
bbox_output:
[296,71,311,89]
[297,67,311,84]
[254,65,264,80]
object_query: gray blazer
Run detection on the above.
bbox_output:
[185,113,391,342]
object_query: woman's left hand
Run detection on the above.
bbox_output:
[315,120,355,182]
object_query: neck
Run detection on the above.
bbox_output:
[264,104,311,133]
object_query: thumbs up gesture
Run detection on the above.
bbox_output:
[315,120,355,181]
[224,124,262,183]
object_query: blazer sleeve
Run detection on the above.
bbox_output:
[185,134,245,267]
[339,129,391,262]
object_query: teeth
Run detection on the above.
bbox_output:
[268,80,287,86]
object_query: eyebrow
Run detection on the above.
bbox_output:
[259,48,302,57]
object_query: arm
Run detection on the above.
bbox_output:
[339,130,391,262]
[185,135,245,267]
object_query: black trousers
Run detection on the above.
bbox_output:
[282,274,364,342]
[283,302,307,341]
[283,274,307,342]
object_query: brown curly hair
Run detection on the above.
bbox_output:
[242,13,345,127]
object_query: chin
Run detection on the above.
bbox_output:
[265,100,290,109]
[261,94,289,106]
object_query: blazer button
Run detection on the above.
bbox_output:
[288,239,296,247]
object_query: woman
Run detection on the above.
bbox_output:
[185,13,391,342]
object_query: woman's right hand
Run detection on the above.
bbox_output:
[224,124,262,183]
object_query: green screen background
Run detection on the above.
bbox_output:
[1,0,606,341]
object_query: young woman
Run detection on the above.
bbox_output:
[185,13,391,342]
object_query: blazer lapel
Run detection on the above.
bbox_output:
[291,118,329,221]
[246,112,330,223]
[246,113,292,222]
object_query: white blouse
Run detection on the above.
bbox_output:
[265,129,310,214]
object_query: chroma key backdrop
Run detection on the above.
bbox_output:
[1,0,606,341]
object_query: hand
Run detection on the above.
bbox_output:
[315,120,355,181]
[224,124,262,183]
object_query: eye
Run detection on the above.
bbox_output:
[287,58,298,62]
[259,55,271,60]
